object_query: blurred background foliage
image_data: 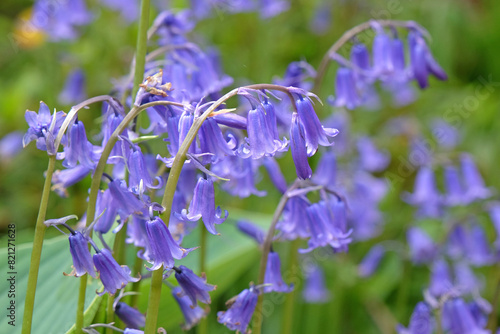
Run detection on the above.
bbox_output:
[0,0,499,333]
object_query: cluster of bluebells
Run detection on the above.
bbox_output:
[16,1,456,333]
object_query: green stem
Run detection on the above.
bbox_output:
[144,267,164,334]
[106,294,115,334]
[75,275,88,334]
[281,239,300,334]
[21,155,56,334]
[253,180,300,334]
[198,224,208,334]
[312,20,429,94]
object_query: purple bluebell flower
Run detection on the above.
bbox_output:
[460,154,491,202]
[67,231,97,278]
[23,101,65,154]
[302,265,330,303]
[179,177,228,235]
[262,157,287,193]
[237,220,265,244]
[277,196,311,239]
[442,298,489,334]
[217,285,260,333]
[403,167,442,218]
[59,69,86,105]
[294,94,338,155]
[127,212,153,261]
[145,216,194,270]
[443,165,466,206]
[408,31,447,89]
[191,49,233,98]
[466,224,494,266]
[93,189,119,235]
[127,147,162,192]
[62,119,95,169]
[454,262,479,294]
[101,0,138,22]
[274,61,316,89]
[108,179,145,219]
[213,113,248,130]
[174,265,216,306]
[0,131,23,159]
[331,67,361,110]
[290,113,312,180]
[172,286,208,330]
[312,151,337,188]
[372,30,394,75]
[115,302,145,329]
[407,227,438,264]
[357,136,390,172]
[199,117,236,163]
[431,119,460,149]
[212,156,266,198]
[397,302,434,334]
[264,252,293,293]
[93,248,139,295]
[488,203,500,241]
[101,109,128,164]
[358,245,385,277]
[428,259,453,298]
[259,0,289,19]
[51,164,91,197]
[310,1,331,34]
[123,329,145,334]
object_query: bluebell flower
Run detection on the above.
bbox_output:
[212,156,266,198]
[331,67,361,110]
[237,220,265,245]
[108,179,145,219]
[23,101,65,154]
[213,113,248,130]
[372,30,394,75]
[466,224,494,266]
[93,189,119,235]
[115,302,145,329]
[179,177,228,235]
[217,285,260,333]
[191,49,233,98]
[127,147,162,192]
[276,196,311,239]
[174,265,216,306]
[0,131,23,160]
[310,1,331,34]
[63,119,95,169]
[294,94,338,155]
[403,167,442,218]
[262,157,287,193]
[127,212,153,261]
[312,151,337,188]
[145,217,194,270]
[428,259,453,298]
[454,262,479,294]
[407,227,438,264]
[290,113,312,180]
[101,0,138,22]
[397,302,434,334]
[93,248,139,295]
[302,265,330,303]
[357,136,390,172]
[59,69,86,105]
[199,117,236,163]
[259,0,289,19]
[102,110,128,164]
[460,154,491,203]
[274,61,316,89]
[67,231,97,278]
[443,165,466,206]
[51,164,91,197]
[442,298,489,334]
[172,286,208,330]
[264,251,293,293]
[488,203,500,241]
[431,119,460,149]
[408,30,448,89]
[358,245,385,278]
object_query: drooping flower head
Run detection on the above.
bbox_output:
[302,264,330,303]
[217,285,260,333]
[115,302,146,330]
[174,265,216,306]
[358,245,385,278]
[172,286,208,330]
[263,251,293,293]
[397,302,434,334]
[93,248,139,295]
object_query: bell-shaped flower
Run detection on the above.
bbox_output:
[397,302,434,334]
[93,248,139,295]
[302,265,330,303]
[403,167,442,218]
[115,302,145,330]
[358,245,385,278]
[331,68,361,110]
[63,119,95,169]
[432,119,460,150]
[263,251,293,293]
[373,31,394,75]
[101,109,128,164]
[443,165,466,206]
[460,154,491,203]
[174,265,216,306]
[93,189,119,235]
[442,298,489,334]
[67,231,97,278]
[145,216,194,270]
[178,177,228,235]
[357,136,390,172]
[217,285,260,334]
[407,227,438,264]
[51,164,91,197]
[172,286,208,330]
[237,220,265,245]
[276,196,311,239]
[108,179,145,219]
[466,225,494,266]
[454,262,480,294]
[213,113,247,130]
[294,94,338,155]
[199,117,236,163]
[428,259,453,298]
[59,69,86,105]
[290,113,312,180]
[23,101,65,154]
[312,151,337,188]
[127,147,162,192]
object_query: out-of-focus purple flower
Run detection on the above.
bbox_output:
[277,196,311,240]
[454,262,480,294]
[145,216,194,270]
[408,30,448,89]
[330,67,361,110]
[62,119,95,169]
[290,113,312,180]
[213,156,266,198]
[443,165,466,206]
[262,157,287,193]
[51,164,91,197]
[407,227,438,264]
[0,131,23,159]
[488,203,500,241]
[357,136,390,172]
[403,167,442,218]
[302,265,330,303]
[372,31,394,75]
[101,0,138,22]
[178,177,228,235]
[312,151,337,188]
[217,285,259,333]
[428,259,453,298]
[264,252,293,293]
[310,1,331,34]
[397,302,434,334]
[431,119,460,149]
[59,69,86,105]
[172,286,208,330]
[67,231,97,278]
[93,248,139,295]
[358,245,385,277]
[153,10,194,42]
[23,101,65,154]
[259,0,289,19]
[31,0,92,40]
[466,224,494,266]
[174,265,216,306]
[115,302,145,329]
[442,298,489,334]
[460,154,491,203]
[237,220,265,244]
